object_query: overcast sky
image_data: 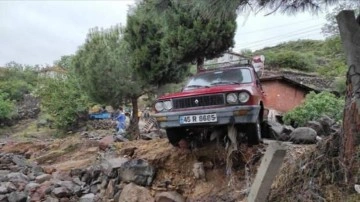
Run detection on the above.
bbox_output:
[0,0,331,66]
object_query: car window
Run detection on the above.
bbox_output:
[185,68,252,89]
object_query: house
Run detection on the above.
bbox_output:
[261,75,319,114]
[38,66,67,78]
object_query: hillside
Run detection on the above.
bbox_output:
[252,37,347,78]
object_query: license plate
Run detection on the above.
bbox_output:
[179,113,217,124]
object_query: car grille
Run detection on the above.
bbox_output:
[172,94,225,109]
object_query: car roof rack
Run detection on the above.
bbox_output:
[200,59,252,72]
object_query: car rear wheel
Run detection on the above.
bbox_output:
[166,128,186,147]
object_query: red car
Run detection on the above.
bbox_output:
[154,61,265,147]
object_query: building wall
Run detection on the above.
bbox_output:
[262,80,307,113]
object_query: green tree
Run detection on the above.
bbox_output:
[124,2,190,86]
[54,55,74,69]
[159,1,237,70]
[72,25,144,136]
[36,75,91,132]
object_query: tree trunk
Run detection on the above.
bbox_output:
[128,96,140,139]
[336,10,360,183]
[197,57,204,72]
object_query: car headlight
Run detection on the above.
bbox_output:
[155,102,164,112]
[163,100,173,110]
[239,92,250,103]
[226,93,238,104]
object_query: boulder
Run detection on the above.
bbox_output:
[119,147,137,157]
[0,195,7,202]
[99,136,114,151]
[45,196,59,202]
[25,182,40,193]
[117,159,155,186]
[7,172,29,182]
[8,191,27,202]
[317,115,335,136]
[101,157,129,177]
[290,127,317,144]
[155,191,186,202]
[118,183,154,202]
[80,193,95,202]
[114,134,129,142]
[52,187,70,198]
[305,121,325,137]
[0,186,7,195]
[35,174,52,184]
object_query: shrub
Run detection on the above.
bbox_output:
[266,51,311,71]
[283,91,344,126]
[0,93,15,119]
[35,75,91,131]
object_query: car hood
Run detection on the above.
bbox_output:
[158,84,255,100]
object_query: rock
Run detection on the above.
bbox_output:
[155,191,186,202]
[25,182,40,193]
[4,182,16,192]
[59,197,70,202]
[266,121,284,136]
[0,186,7,194]
[29,192,42,202]
[119,147,137,157]
[105,179,116,199]
[7,172,29,182]
[80,193,95,202]
[99,136,114,150]
[355,184,360,194]
[305,121,325,136]
[36,174,52,183]
[52,187,70,198]
[0,195,7,202]
[290,127,317,144]
[118,183,154,202]
[55,181,78,193]
[45,196,59,202]
[11,155,27,167]
[282,125,294,135]
[8,191,27,202]
[70,169,83,178]
[101,157,129,177]
[117,159,155,186]
[317,115,334,136]
[35,181,53,200]
[114,134,129,142]
[192,162,205,180]
[43,166,57,174]
[90,184,99,194]
[31,166,44,176]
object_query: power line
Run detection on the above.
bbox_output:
[236,18,322,35]
[236,25,322,47]
[237,32,322,51]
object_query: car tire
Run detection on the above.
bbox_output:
[246,118,262,145]
[166,128,186,147]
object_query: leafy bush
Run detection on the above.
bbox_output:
[0,93,15,119]
[283,91,344,126]
[266,51,311,71]
[35,75,91,131]
[0,66,38,101]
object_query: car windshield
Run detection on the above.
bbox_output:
[184,68,252,89]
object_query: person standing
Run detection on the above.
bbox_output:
[116,107,126,134]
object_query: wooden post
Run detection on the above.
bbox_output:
[336,10,360,183]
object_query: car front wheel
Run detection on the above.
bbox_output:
[246,119,262,145]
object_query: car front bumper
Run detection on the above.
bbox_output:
[154,105,260,128]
